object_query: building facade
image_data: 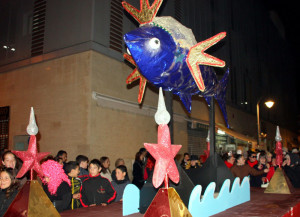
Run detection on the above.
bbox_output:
[0,0,298,173]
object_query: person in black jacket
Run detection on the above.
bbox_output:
[40,160,72,212]
[80,159,116,207]
[132,151,145,189]
[250,154,268,187]
[0,167,20,216]
[65,161,82,210]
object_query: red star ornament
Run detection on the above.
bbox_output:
[12,135,50,179]
[144,124,181,188]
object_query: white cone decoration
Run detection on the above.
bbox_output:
[26,107,39,136]
[154,88,171,125]
[206,130,210,142]
[275,126,282,142]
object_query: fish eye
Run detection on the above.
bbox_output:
[148,38,160,49]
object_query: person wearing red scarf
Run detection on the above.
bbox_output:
[224,154,235,168]
[247,152,258,167]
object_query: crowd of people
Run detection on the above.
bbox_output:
[0,149,132,214]
[0,146,300,215]
[181,147,300,188]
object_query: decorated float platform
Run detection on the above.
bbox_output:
[60,188,300,217]
[213,187,300,217]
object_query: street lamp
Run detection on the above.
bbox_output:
[265,101,274,108]
[257,98,274,147]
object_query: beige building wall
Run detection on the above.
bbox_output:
[0,51,92,159]
[0,50,297,178]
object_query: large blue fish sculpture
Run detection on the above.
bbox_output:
[122,0,230,127]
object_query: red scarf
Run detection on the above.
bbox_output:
[247,160,258,167]
[224,160,233,168]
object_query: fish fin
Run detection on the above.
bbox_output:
[215,69,230,128]
[204,96,212,107]
[186,32,226,92]
[124,53,147,104]
[122,0,163,25]
[179,93,192,113]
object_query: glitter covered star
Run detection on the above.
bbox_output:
[13,135,50,179]
[144,88,181,188]
[12,107,50,179]
[144,124,181,188]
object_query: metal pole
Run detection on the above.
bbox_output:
[209,97,216,165]
[256,101,260,148]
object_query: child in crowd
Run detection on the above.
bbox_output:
[1,151,27,186]
[0,167,20,216]
[1,151,17,169]
[76,155,89,177]
[55,150,68,165]
[65,161,82,210]
[100,156,112,181]
[40,160,71,212]
[111,165,131,202]
[111,158,129,182]
[80,159,116,207]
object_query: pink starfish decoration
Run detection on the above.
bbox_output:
[144,124,181,188]
[13,135,50,179]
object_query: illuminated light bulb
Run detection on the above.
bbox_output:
[265,101,274,108]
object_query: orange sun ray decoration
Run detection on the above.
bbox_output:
[124,53,147,103]
[122,0,163,25]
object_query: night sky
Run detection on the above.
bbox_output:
[265,0,300,133]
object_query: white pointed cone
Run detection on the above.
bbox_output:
[275,126,282,142]
[206,130,210,142]
[154,88,170,125]
[26,107,39,135]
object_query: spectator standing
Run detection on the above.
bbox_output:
[0,167,20,216]
[132,151,145,189]
[247,152,258,168]
[224,153,235,169]
[100,156,112,182]
[111,165,131,202]
[40,160,71,212]
[250,154,268,187]
[180,153,190,169]
[65,161,82,210]
[55,150,68,165]
[282,155,300,188]
[1,151,27,186]
[185,155,201,169]
[230,154,269,183]
[76,155,89,177]
[80,159,116,207]
[111,158,129,182]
